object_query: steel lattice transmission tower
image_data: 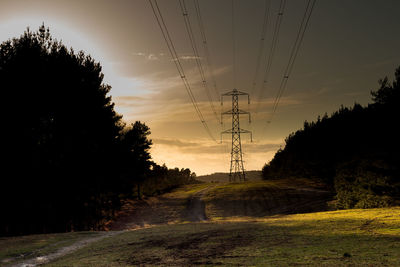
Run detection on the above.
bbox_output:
[221,89,252,182]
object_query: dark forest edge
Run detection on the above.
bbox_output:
[262,65,400,209]
[0,26,198,237]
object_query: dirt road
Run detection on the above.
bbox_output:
[108,183,215,230]
[185,185,216,222]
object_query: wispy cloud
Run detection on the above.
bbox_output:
[147,53,158,61]
[131,51,163,61]
[171,55,202,61]
[153,137,283,155]
[132,52,146,56]
[179,55,202,61]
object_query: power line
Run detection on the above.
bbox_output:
[148,0,217,142]
[178,0,220,124]
[255,0,286,114]
[193,0,219,99]
[270,0,316,119]
[250,0,271,97]
[232,0,236,88]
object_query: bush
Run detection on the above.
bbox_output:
[335,159,399,209]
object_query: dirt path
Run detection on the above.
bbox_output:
[185,185,216,222]
[108,184,216,230]
[8,184,215,266]
[9,231,121,267]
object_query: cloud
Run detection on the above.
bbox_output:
[179,55,202,61]
[316,87,331,95]
[147,53,158,61]
[243,142,283,153]
[171,55,202,61]
[153,137,283,155]
[153,138,200,148]
[132,52,146,56]
[114,95,147,107]
[131,52,161,61]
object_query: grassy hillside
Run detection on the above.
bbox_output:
[44,207,400,266]
[197,170,262,183]
[204,179,333,219]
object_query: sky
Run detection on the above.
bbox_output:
[1,0,399,175]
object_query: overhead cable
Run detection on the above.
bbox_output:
[270,0,316,119]
[193,0,219,99]
[149,0,217,142]
[255,0,286,114]
[179,0,220,124]
[250,0,271,97]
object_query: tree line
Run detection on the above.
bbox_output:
[262,66,400,209]
[0,26,196,236]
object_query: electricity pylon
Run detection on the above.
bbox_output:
[221,89,252,182]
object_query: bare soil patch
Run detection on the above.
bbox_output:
[107,183,213,230]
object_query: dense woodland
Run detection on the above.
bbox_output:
[0,26,196,236]
[263,66,400,208]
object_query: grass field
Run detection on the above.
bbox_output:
[3,180,400,266]
[44,207,400,266]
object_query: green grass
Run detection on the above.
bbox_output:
[175,182,212,196]
[0,231,100,265]
[44,207,400,266]
[204,179,333,219]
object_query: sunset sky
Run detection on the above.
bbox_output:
[1,0,399,175]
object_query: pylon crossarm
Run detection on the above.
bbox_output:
[221,90,249,96]
[221,129,233,134]
[239,129,253,142]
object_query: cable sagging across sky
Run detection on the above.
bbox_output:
[149,0,218,142]
[255,0,286,114]
[270,0,316,119]
[193,0,220,100]
[250,0,271,97]
[178,0,220,124]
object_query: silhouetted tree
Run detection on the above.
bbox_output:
[119,121,152,199]
[0,25,212,237]
[0,25,124,235]
[262,66,400,208]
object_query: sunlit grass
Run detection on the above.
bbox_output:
[44,207,400,266]
[161,182,211,198]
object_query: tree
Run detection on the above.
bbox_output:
[120,121,153,199]
[0,25,124,235]
[371,66,400,106]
